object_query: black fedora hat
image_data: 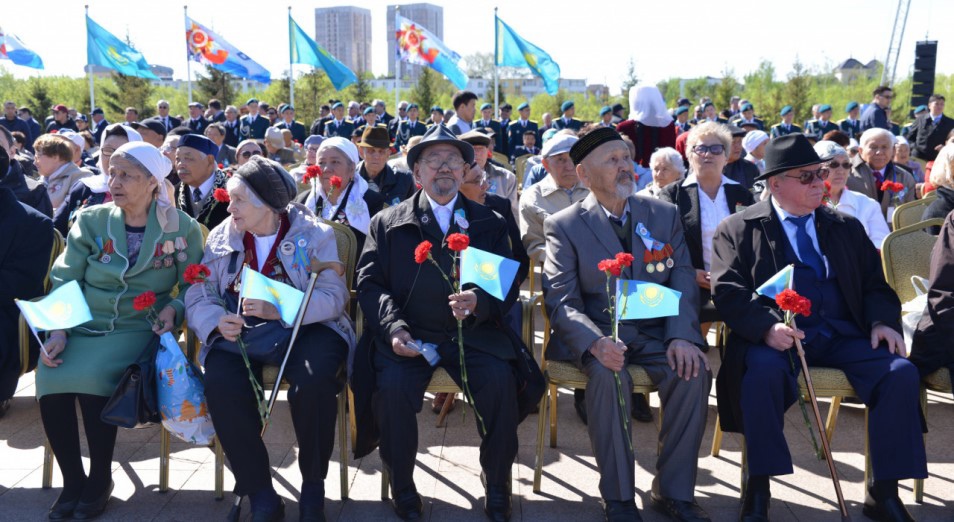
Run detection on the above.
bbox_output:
[756,134,823,181]
[406,124,474,170]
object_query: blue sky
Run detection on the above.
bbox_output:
[2,0,951,93]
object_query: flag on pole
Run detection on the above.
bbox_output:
[0,28,44,69]
[616,280,681,320]
[395,14,469,90]
[185,17,270,84]
[238,265,305,325]
[756,265,795,299]
[495,16,561,95]
[288,14,357,90]
[86,15,158,79]
[16,281,93,331]
[460,246,520,301]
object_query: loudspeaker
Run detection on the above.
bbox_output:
[911,41,938,108]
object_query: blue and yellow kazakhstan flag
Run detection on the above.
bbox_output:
[495,16,561,95]
[16,281,92,331]
[460,246,520,301]
[289,14,357,90]
[238,266,305,325]
[756,265,794,299]
[86,15,158,79]
[616,280,681,320]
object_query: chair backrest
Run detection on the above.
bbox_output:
[514,154,533,188]
[322,220,358,293]
[43,229,65,293]
[21,229,65,375]
[891,198,931,230]
[881,218,944,303]
[492,151,511,169]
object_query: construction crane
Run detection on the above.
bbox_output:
[881,0,912,86]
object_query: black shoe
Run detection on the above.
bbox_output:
[604,499,642,522]
[649,492,710,521]
[250,497,284,522]
[392,486,424,520]
[863,493,914,522]
[631,393,653,423]
[0,399,10,419]
[299,504,326,522]
[574,389,588,425]
[48,491,80,521]
[484,484,512,522]
[739,489,770,522]
[72,480,114,521]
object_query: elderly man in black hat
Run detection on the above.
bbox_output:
[175,133,229,229]
[355,124,541,522]
[544,127,711,522]
[711,134,926,522]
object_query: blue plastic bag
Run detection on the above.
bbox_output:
[155,332,215,445]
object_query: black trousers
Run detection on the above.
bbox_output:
[373,345,519,493]
[204,323,348,497]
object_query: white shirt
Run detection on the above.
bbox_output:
[425,193,458,234]
[828,189,889,249]
[771,196,829,275]
[192,174,217,203]
[682,174,738,271]
[252,233,278,272]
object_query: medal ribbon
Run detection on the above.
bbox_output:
[635,223,673,263]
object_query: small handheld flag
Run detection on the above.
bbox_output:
[238,265,305,325]
[616,279,681,320]
[756,265,794,299]
[16,281,92,331]
[460,246,520,301]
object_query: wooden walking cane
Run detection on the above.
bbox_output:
[227,258,345,522]
[791,318,851,521]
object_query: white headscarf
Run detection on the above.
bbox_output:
[112,141,179,233]
[82,123,143,193]
[628,85,673,128]
[305,138,370,234]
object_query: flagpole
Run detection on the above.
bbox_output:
[14,299,50,359]
[394,6,399,113]
[288,6,294,107]
[493,7,499,117]
[85,5,96,114]
[185,5,192,104]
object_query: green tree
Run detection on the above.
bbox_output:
[347,73,373,104]
[620,57,638,111]
[786,58,812,124]
[27,77,53,119]
[100,72,155,119]
[714,68,741,113]
[410,67,439,115]
[195,68,236,106]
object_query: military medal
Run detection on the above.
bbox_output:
[656,262,665,272]
[636,222,674,274]
[646,263,655,273]
[454,209,469,231]
[280,240,295,256]
[297,238,307,248]
[666,258,674,268]
[174,237,189,262]
[421,213,430,224]
[152,244,164,268]
[98,237,115,264]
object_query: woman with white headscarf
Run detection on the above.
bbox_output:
[38,141,203,521]
[616,85,678,168]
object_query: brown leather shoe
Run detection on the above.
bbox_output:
[431,393,457,414]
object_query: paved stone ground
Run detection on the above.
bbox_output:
[3,321,953,521]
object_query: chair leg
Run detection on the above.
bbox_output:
[548,384,558,448]
[711,414,723,457]
[825,397,842,442]
[740,437,748,499]
[532,384,549,493]
[915,385,927,503]
[348,387,357,445]
[43,439,54,489]
[864,408,871,490]
[381,467,390,500]
[435,392,455,428]
[214,435,224,500]
[338,390,349,500]
[159,427,170,493]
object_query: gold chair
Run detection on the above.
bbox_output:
[532,295,660,492]
[881,218,943,304]
[514,154,533,188]
[916,369,950,503]
[491,151,510,169]
[891,198,933,230]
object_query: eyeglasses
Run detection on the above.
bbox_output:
[826,161,851,170]
[463,174,488,186]
[420,156,465,170]
[691,144,725,156]
[783,167,830,185]
[306,146,321,153]
[241,150,262,159]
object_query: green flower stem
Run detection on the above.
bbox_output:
[606,276,633,454]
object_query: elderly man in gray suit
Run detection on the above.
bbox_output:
[543,127,712,522]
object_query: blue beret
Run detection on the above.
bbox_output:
[780,105,793,116]
[179,133,219,158]
[703,101,714,109]
[281,104,294,113]
[430,106,443,113]
[480,103,492,111]
[674,106,689,116]
[407,103,419,110]
[246,98,259,105]
[845,101,859,112]
[599,106,612,116]
[914,105,928,114]
[363,107,374,115]
[331,102,343,109]
[741,103,754,112]
[819,104,832,113]
[91,108,104,115]
[517,102,530,111]
[561,101,574,112]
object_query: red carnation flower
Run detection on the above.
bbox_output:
[218,163,224,169]
[598,258,622,277]
[133,291,157,311]
[330,175,343,189]
[183,264,211,285]
[823,180,832,192]
[615,252,635,268]
[776,289,812,317]
[304,165,321,183]
[446,233,470,252]
[414,241,432,264]
[213,188,230,203]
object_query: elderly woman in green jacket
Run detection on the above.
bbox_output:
[38,142,203,521]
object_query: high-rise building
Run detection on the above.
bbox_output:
[387,3,443,81]
[314,6,372,75]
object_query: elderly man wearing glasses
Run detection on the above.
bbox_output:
[711,134,926,522]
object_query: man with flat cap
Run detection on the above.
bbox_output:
[393,104,427,151]
[769,106,802,139]
[355,124,542,521]
[710,133,926,522]
[240,98,269,140]
[323,102,355,139]
[544,126,712,522]
[175,133,229,229]
[552,101,583,131]
[507,102,539,156]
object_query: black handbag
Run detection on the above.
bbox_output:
[212,291,293,366]
[101,334,161,429]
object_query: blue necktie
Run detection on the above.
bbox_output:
[787,215,825,278]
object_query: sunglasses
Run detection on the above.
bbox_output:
[692,144,725,155]
[826,161,851,170]
[241,150,262,159]
[784,167,830,185]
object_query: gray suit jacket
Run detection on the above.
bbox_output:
[846,157,916,219]
[543,193,703,364]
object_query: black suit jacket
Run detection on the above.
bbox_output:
[484,193,530,286]
[908,114,954,162]
[187,117,208,135]
[507,120,538,154]
[710,199,902,432]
